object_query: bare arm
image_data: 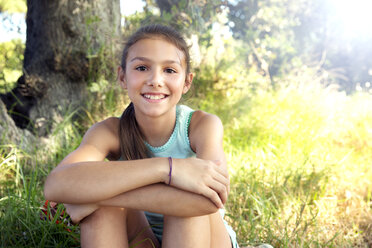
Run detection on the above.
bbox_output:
[44,115,228,204]
[97,111,229,215]
[99,183,218,217]
[65,182,219,224]
[44,118,169,204]
[190,111,230,202]
[101,111,230,213]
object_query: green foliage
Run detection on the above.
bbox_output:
[228,0,308,85]
[83,10,126,124]
[1,1,372,246]
[0,146,80,247]
[1,76,371,246]
[200,81,372,246]
[228,0,372,92]
[125,0,226,36]
[0,39,24,93]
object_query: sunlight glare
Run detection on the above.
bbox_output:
[331,0,372,38]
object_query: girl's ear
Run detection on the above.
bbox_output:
[117,66,127,89]
[183,73,193,94]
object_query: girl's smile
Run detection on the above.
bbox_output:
[119,38,193,119]
[142,93,168,101]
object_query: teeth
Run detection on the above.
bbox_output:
[143,94,166,100]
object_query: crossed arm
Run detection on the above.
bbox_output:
[44,112,229,222]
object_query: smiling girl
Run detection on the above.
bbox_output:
[44,24,239,248]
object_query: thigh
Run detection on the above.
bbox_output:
[209,212,232,248]
[80,207,160,248]
[162,212,231,248]
[80,206,128,248]
[126,209,160,248]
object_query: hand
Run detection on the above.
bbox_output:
[170,158,230,208]
[64,203,99,224]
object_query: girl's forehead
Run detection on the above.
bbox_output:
[127,38,185,65]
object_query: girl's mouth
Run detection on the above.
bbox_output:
[142,94,168,100]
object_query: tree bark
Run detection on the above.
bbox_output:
[0,0,120,136]
[0,99,35,150]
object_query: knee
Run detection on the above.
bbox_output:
[93,206,127,218]
[80,207,129,248]
[164,214,209,222]
[163,214,210,228]
[81,206,127,226]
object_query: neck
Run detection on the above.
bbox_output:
[135,106,177,147]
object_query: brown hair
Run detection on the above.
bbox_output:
[119,24,191,160]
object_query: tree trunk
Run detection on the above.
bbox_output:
[0,99,35,150]
[0,0,120,136]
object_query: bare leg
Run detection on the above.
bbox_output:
[162,212,232,248]
[80,207,159,248]
[127,209,160,248]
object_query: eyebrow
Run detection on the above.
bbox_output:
[130,56,181,66]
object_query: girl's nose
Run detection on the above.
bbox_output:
[147,70,164,87]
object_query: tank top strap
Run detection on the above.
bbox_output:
[145,105,195,158]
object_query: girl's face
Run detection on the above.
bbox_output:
[118,38,193,119]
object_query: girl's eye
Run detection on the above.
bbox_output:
[165,68,176,74]
[135,66,147,71]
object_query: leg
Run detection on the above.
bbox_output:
[162,212,232,248]
[80,207,128,248]
[127,209,160,248]
[80,207,160,248]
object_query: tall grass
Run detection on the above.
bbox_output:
[0,127,82,247]
[203,82,372,247]
[1,79,372,247]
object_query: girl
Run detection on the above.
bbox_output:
[44,24,239,248]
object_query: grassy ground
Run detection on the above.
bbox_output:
[1,82,372,247]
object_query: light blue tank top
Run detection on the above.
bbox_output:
[122,105,239,247]
[145,105,196,159]
[144,105,196,242]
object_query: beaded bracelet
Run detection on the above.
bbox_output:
[168,157,173,185]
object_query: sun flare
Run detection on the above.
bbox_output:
[330,0,372,38]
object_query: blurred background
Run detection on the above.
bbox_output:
[1,0,372,94]
[0,0,371,247]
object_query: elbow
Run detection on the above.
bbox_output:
[43,172,59,202]
[43,182,52,201]
[205,204,219,215]
[191,200,219,217]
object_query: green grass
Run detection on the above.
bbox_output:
[214,84,372,247]
[1,82,372,247]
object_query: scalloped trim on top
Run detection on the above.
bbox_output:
[184,110,194,147]
[145,106,180,153]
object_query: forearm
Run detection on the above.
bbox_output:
[44,158,168,204]
[99,183,219,217]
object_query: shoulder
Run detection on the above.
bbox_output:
[56,117,121,167]
[80,117,121,160]
[189,110,224,152]
[190,110,223,133]
[85,117,119,138]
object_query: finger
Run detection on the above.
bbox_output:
[210,172,229,204]
[202,186,224,209]
[213,163,229,178]
[213,170,229,187]
[212,159,222,165]
[208,180,228,205]
[228,175,230,193]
